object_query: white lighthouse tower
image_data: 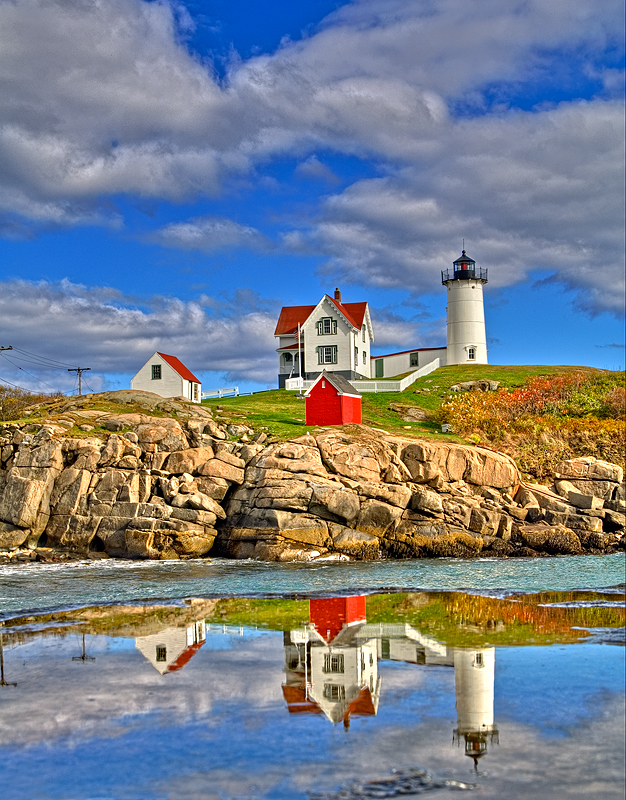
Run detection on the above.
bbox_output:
[442,250,488,365]
[452,647,499,769]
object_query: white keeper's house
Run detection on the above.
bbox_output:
[274,289,374,388]
[131,351,202,403]
[275,250,489,388]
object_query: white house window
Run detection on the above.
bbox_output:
[156,645,167,662]
[151,364,162,380]
[317,317,337,335]
[468,347,476,361]
[354,345,358,364]
[323,684,345,701]
[324,653,345,673]
[283,352,292,362]
[362,325,366,342]
[317,346,338,364]
[362,351,366,365]
[193,384,199,401]
[410,352,419,367]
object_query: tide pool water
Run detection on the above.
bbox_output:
[0,589,623,800]
[0,553,624,618]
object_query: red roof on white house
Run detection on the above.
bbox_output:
[157,352,201,384]
[165,640,205,673]
[274,297,368,335]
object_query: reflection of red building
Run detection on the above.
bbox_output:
[282,596,379,727]
[310,596,366,642]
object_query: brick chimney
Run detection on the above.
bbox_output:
[334,288,342,303]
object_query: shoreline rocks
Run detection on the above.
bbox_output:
[0,391,624,564]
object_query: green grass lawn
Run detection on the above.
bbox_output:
[203,364,606,442]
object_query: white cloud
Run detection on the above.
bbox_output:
[308,100,625,314]
[0,0,623,316]
[0,279,279,391]
[295,155,340,184]
[148,215,270,252]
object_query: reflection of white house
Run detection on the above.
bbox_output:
[135,621,206,675]
[282,625,381,728]
[357,622,449,666]
[131,352,202,403]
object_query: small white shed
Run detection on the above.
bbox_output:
[131,351,202,403]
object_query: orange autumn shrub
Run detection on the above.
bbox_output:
[436,371,626,478]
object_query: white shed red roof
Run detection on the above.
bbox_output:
[157,352,200,384]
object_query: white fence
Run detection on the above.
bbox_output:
[201,386,239,399]
[284,359,440,393]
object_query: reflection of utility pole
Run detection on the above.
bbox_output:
[72,633,95,662]
[0,633,17,687]
[68,367,90,396]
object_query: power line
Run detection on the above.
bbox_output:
[10,347,79,369]
[1,355,61,394]
[0,375,28,390]
[3,353,72,371]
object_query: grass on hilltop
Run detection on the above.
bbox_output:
[203,364,607,441]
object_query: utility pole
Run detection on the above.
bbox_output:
[68,367,90,396]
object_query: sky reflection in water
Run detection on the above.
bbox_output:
[0,591,624,800]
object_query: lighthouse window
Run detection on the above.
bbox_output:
[468,347,476,361]
[473,652,484,667]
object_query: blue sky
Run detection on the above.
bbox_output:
[0,0,624,394]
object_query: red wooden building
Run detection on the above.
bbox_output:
[305,370,362,426]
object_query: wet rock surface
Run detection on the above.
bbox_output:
[0,392,624,563]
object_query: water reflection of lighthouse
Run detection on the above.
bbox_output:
[282,597,500,763]
[452,648,499,768]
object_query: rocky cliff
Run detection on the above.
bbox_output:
[0,391,624,563]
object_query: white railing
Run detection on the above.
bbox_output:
[284,359,441,394]
[201,386,239,399]
[285,377,313,391]
[354,358,440,392]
